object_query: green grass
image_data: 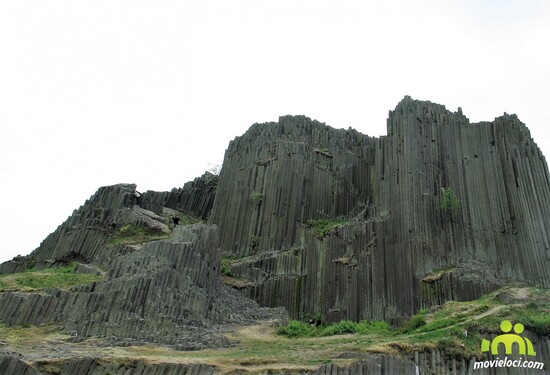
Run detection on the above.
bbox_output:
[177,213,200,226]
[277,320,316,337]
[476,303,550,336]
[275,287,550,361]
[107,224,170,247]
[220,257,238,277]
[0,263,103,292]
[0,286,548,373]
[278,319,392,338]
[249,191,264,205]
[306,219,349,239]
[402,313,427,333]
[415,318,457,333]
[0,287,548,373]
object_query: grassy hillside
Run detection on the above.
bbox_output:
[0,263,103,292]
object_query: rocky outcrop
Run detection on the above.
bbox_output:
[5,334,548,375]
[0,97,548,373]
[210,97,550,321]
[0,355,41,375]
[42,358,214,375]
[0,184,272,349]
[0,184,157,273]
[0,355,214,375]
[0,223,271,348]
[141,172,218,220]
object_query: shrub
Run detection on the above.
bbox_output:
[277,320,315,337]
[220,257,242,277]
[403,314,427,333]
[249,191,264,205]
[307,219,348,239]
[440,187,460,216]
[320,320,357,336]
[519,311,550,336]
[356,320,392,335]
[301,312,322,326]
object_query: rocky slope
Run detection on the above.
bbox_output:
[0,181,273,350]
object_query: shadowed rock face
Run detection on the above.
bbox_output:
[209,96,550,321]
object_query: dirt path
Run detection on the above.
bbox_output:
[473,305,505,320]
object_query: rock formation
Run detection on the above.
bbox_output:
[0,96,549,374]
[0,178,272,349]
[209,96,550,323]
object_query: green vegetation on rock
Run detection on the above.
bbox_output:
[277,319,392,338]
[306,219,349,239]
[176,213,200,226]
[107,224,169,247]
[249,191,264,205]
[440,187,460,216]
[0,264,103,292]
[275,287,549,361]
[220,257,238,277]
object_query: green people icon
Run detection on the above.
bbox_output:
[481,320,536,356]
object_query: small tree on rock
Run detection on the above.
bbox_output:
[440,187,460,219]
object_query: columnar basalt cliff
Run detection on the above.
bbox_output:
[0,178,271,349]
[209,96,550,322]
[0,97,549,374]
[140,172,218,220]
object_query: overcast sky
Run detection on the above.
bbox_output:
[1,0,549,263]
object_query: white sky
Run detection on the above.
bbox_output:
[1,0,549,263]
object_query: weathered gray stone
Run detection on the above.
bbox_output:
[0,355,41,375]
[0,216,271,348]
[141,172,218,220]
[210,97,550,321]
[1,97,549,373]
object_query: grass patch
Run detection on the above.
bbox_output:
[277,320,316,337]
[415,318,457,333]
[275,287,550,362]
[518,308,550,336]
[249,191,264,205]
[422,266,456,282]
[476,303,550,336]
[402,313,427,333]
[278,319,392,338]
[176,213,200,226]
[307,219,349,239]
[107,224,169,247]
[220,256,240,277]
[0,263,103,292]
